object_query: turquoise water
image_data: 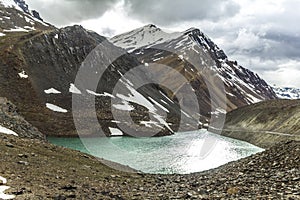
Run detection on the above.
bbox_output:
[48,130,263,174]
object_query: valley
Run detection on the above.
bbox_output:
[0,0,299,199]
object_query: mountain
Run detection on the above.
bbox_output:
[222,99,300,148]
[0,0,51,34]
[272,86,300,99]
[0,1,277,137]
[0,1,185,137]
[111,25,277,116]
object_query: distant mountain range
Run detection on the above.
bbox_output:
[0,0,278,137]
[273,87,300,99]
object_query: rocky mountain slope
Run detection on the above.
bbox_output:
[0,97,44,139]
[0,0,277,137]
[273,86,300,99]
[111,25,277,118]
[222,99,300,148]
[0,1,184,137]
[0,0,51,33]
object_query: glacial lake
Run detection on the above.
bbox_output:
[48,130,263,174]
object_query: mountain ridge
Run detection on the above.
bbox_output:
[0,1,278,137]
[222,99,300,148]
[111,24,277,115]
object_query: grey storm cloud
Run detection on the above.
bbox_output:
[26,0,300,87]
[125,0,240,25]
[28,0,240,26]
[226,31,300,61]
[28,0,119,26]
[262,33,300,60]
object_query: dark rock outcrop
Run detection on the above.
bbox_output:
[0,97,44,139]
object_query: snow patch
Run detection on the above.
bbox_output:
[159,91,174,103]
[24,16,32,23]
[0,0,23,12]
[109,127,123,136]
[86,90,114,98]
[148,97,169,113]
[4,27,29,32]
[69,84,81,94]
[246,93,262,104]
[23,26,35,31]
[0,177,7,184]
[0,33,5,37]
[46,103,68,113]
[0,186,15,199]
[140,120,163,129]
[113,101,134,111]
[44,88,61,94]
[0,125,18,136]
[18,70,28,79]
[0,176,15,199]
[114,81,173,132]
[152,57,164,62]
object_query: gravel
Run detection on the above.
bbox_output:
[0,134,299,199]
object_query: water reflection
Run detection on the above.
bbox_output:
[48,130,263,174]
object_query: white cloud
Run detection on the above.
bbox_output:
[26,0,300,87]
[263,62,300,88]
[78,1,143,36]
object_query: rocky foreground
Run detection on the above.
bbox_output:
[0,134,299,199]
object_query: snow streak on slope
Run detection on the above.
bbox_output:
[111,25,277,106]
[0,0,23,11]
[46,103,68,113]
[113,79,173,132]
[0,0,49,35]
[44,88,61,94]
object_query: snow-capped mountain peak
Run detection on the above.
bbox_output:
[273,87,300,99]
[0,0,22,11]
[0,0,43,21]
[111,25,227,61]
[110,24,181,52]
[111,24,277,107]
[0,0,50,35]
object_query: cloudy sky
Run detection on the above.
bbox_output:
[27,0,300,88]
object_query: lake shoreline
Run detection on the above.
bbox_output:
[48,130,264,174]
[1,134,299,199]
